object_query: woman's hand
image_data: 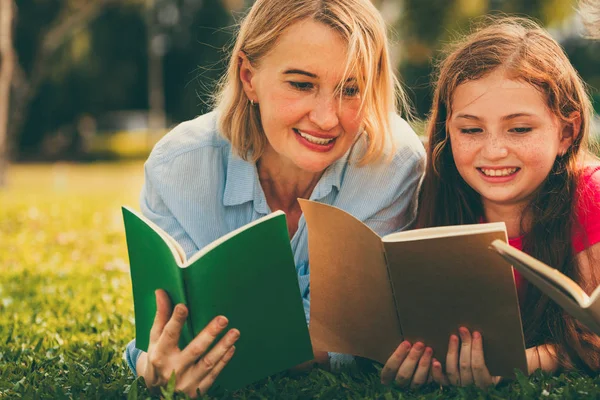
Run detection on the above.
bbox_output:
[136,289,240,398]
[380,340,434,388]
[431,327,501,389]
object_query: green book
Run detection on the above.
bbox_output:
[122,207,314,391]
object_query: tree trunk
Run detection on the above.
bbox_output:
[0,0,15,188]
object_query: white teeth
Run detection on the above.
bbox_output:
[297,130,334,145]
[480,168,518,177]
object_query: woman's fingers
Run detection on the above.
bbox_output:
[381,341,411,385]
[431,358,450,386]
[410,346,433,389]
[445,334,460,386]
[193,328,240,374]
[394,342,425,387]
[458,327,473,386]
[149,290,174,345]
[154,303,188,358]
[180,316,233,368]
[193,346,237,396]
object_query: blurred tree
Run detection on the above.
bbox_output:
[0,0,15,187]
[11,0,128,162]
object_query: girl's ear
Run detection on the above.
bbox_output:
[239,51,258,103]
[558,111,581,156]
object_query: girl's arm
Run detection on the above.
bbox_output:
[526,344,559,374]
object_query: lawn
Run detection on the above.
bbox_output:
[1,162,600,399]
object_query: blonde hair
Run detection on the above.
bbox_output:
[580,0,600,39]
[214,0,410,165]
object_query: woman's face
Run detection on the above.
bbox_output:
[240,19,364,173]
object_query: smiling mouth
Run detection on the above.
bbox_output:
[293,129,336,145]
[477,167,520,177]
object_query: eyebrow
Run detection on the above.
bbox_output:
[455,113,534,121]
[282,68,357,82]
[283,69,317,78]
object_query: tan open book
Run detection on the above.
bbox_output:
[491,240,600,336]
[299,199,527,377]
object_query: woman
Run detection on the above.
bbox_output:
[124,0,425,396]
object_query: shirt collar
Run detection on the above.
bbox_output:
[223,143,350,211]
[223,146,258,207]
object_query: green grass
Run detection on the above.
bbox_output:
[1,162,600,399]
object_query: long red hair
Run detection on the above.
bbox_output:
[417,17,600,372]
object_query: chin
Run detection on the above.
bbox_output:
[295,158,335,174]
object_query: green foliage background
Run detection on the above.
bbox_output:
[2,163,600,398]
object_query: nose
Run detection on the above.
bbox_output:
[308,93,339,132]
[481,132,509,160]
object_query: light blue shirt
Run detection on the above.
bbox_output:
[124,111,425,374]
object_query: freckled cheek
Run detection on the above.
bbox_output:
[449,137,478,168]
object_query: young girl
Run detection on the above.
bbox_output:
[381,17,600,389]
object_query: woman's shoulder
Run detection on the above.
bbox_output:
[146,111,230,169]
[387,113,426,165]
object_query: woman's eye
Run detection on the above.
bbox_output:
[460,128,483,134]
[510,127,532,134]
[342,86,359,97]
[289,81,313,91]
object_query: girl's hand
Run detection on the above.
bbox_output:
[380,340,434,388]
[137,289,240,398]
[431,327,501,389]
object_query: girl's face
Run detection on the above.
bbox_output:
[447,69,575,211]
[240,19,364,173]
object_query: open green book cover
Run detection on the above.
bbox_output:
[122,207,314,390]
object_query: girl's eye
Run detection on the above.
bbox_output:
[289,81,313,91]
[460,128,483,134]
[510,127,532,134]
[341,86,359,98]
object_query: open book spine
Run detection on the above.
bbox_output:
[299,199,403,364]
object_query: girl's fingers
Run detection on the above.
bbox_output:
[410,347,433,389]
[431,358,450,386]
[445,334,460,386]
[458,327,474,386]
[381,341,412,385]
[471,332,501,389]
[192,328,240,378]
[180,316,233,368]
[149,290,173,345]
[394,342,425,387]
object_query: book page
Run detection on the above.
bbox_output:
[491,240,600,336]
[490,241,588,306]
[299,200,403,363]
[384,230,528,378]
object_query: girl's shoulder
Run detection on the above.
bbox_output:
[573,163,600,253]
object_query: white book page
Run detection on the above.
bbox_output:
[382,222,506,243]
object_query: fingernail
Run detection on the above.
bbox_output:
[228,329,240,340]
[217,316,228,327]
[402,341,411,350]
[473,331,481,340]
[176,304,186,317]
[414,342,424,351]
[425,347,432,356]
